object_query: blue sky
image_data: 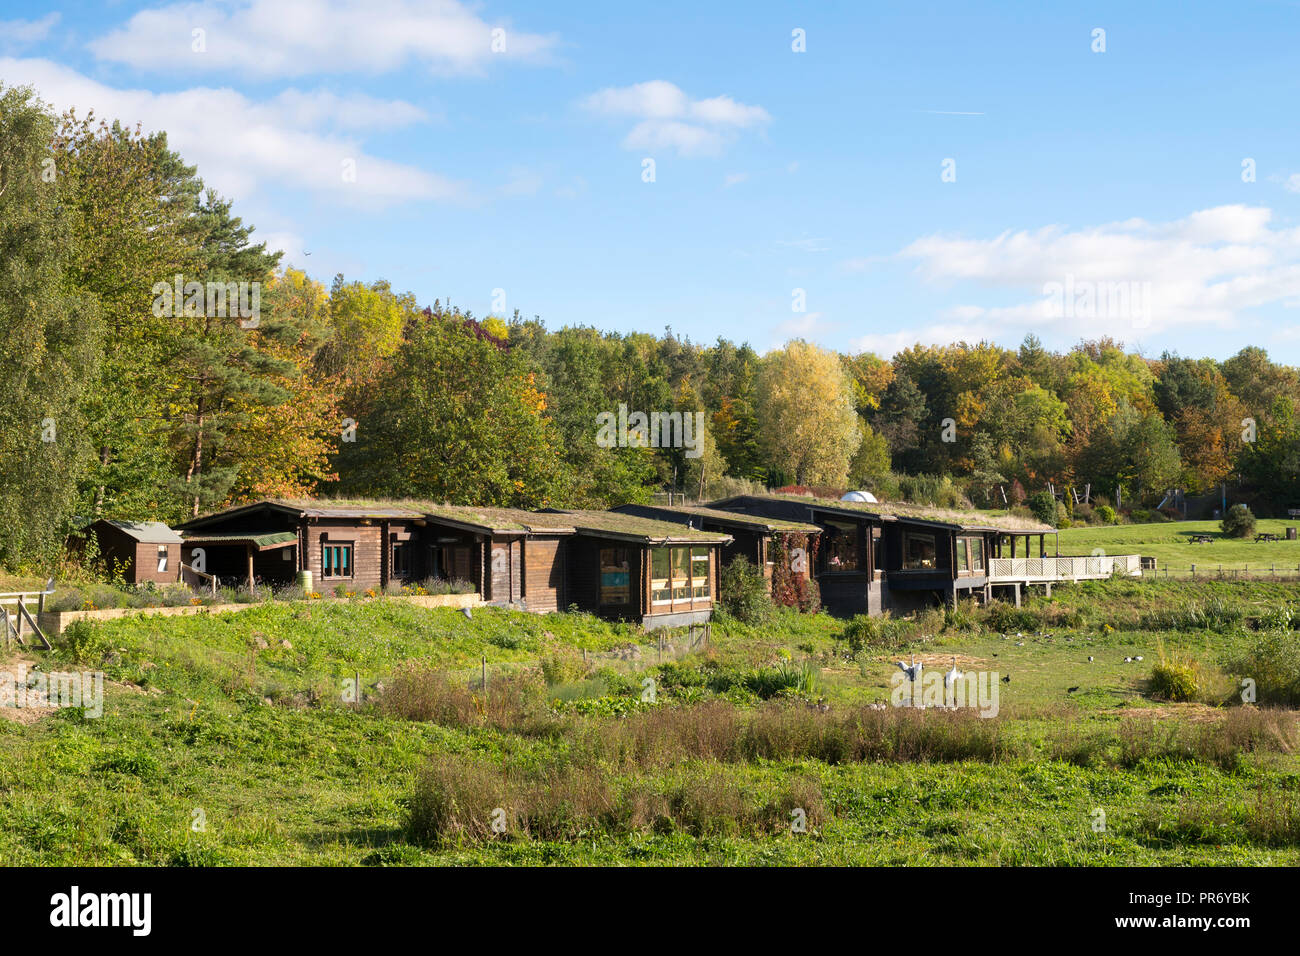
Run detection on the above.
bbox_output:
[4,0,1300,361]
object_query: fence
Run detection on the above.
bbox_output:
[1140,565,1300,581]
[987,554,1142,582]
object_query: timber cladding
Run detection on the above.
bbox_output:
[524,536,564,611]
[307,520,384,591]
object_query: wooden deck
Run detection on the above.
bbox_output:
[988,554,1141,583]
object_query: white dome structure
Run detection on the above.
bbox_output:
[840,490,879,503]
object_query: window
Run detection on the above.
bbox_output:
[651,546,711,603]
[599,547,631,605]
[818,520,860,573]
[671,547,689,600]
[691,547,710,598]
[970,538,984,572]
[392,542,410,576]
[156,546,169,573]
[903,533,936,570]
[322,543,353,578]
[956,539,969,573]
[651,547,671,603]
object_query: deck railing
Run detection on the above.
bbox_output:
[987,554,1141,582]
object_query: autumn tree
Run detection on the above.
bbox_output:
[756,341,861,486]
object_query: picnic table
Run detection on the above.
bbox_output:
[1255,532,1282,543]
[1189,534,1214,544]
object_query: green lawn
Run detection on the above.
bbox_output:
[0,584,1296,865]
[1058,518,1300,572]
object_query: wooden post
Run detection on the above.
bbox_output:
[246,545,255,596]
[481,655,487,693]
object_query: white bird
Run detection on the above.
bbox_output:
[943,657,963,707]
[895,655,923,683]
[1088,656,1094,662]
[1015,641,1025,647]
[1135,655,1144,662]
[1123,656,1133,663]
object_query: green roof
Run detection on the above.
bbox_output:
[620,504,821,534]
[181,531,298,550]
[552,510,732,543]
[711,493,1055,533]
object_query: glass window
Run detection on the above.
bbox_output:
[903,533,936,570]
[691,547,710,598]
[956,538,969,573]
[322,543,353,578]
[818,520,860,573]
[599,547,631,605]
[970,538,984,571]
[157,546,169,573]
[651,547,671,603]
[671,547,689,600]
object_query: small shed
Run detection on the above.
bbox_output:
[89,520,183,585]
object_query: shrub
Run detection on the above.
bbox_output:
[983,600,1040,634]
[59,620,107,665]
[841,614,909,656]
[1227,630,1300,706]
[1221,503,1256,539]
[718,556,773,624]
[1027,490,1058,527]
[1149,659,1200,702]
[1096,504,1116,524]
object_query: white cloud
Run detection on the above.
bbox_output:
[88,0,558,78]
[1284,173,1300,193]
[723,172,748,188]
[0,57,461,206]
[0,13,60,50]
[890,204,1300,341]
[581,80,770,157]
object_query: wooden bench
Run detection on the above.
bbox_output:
[1189,534,1214,544]
[1255,532,1281,543]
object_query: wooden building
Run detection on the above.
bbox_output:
[541,509,731,629]
[87,520,184,585]
[177,499,731,629]
[611,503,821,605]
[707,493,1056,616]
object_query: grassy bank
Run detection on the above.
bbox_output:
[0,581,1297,865]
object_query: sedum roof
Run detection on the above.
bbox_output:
[616,504,821,534]
[709,493,1056,533]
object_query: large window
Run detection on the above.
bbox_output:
[818,520,860,573]
[691,547,710,598]
[322,543,353,578]
[392,542,410,577]
[955,536,986,575]
[970,538,984,572]
[902,533,936,570]
[599,547,631,605]
[956,539,969,573]
[651,546,711,604]
[156,546,169,573]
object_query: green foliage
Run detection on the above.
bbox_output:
[59,621,107,665]
[718,556,773,624]
[1221,503,1256,538]
[1228,631,1300,706]
[1027,489,1058,527]
[1096,504,1116,524]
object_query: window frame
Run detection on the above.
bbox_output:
[321,541,354,579]
[902,532,937,571]
[817,519,861,574]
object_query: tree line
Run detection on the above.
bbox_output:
[2,83,1298,568]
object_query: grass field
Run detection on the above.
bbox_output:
[1,581,1298,865]
[1059,518,1300,572]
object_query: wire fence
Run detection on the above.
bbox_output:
[1140,565,1300,581]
